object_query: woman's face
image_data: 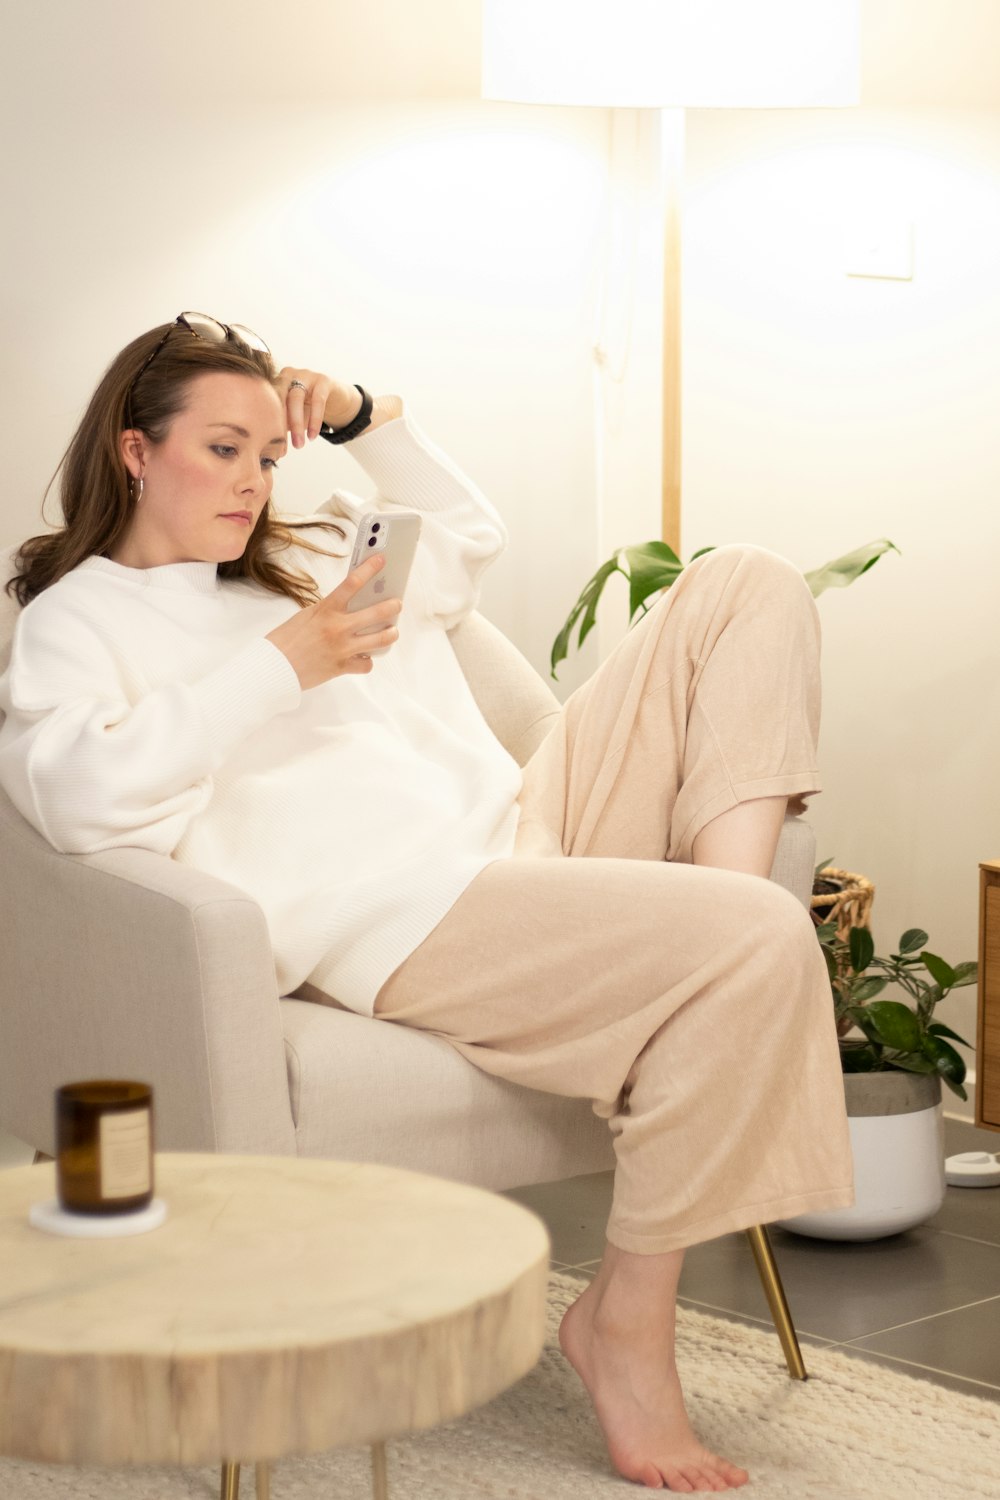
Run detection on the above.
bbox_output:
[114,371,287,569]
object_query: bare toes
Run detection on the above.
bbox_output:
[681,1467,722,1492]
[660,1470,695,1492]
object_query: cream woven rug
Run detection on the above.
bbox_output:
[3,1272,998,1499]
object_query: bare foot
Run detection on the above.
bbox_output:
[559,1280,750,1491]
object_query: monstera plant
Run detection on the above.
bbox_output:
[551,538,899,677]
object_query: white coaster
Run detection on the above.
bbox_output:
[29,1198,168,1237]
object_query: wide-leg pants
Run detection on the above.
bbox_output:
[375,545,855,1254]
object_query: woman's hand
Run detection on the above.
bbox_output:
[266,554,402,688]
[275,367,363,448]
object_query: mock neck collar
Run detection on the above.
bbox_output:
[79,555,221,596]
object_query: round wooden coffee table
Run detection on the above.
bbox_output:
[0,1154,550,1498]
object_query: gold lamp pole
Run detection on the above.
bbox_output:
[660,110,684,553]
[482,0,860,558]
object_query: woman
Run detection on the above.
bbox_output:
[0,314,854,1493]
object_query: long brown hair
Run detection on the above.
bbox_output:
[6,322,345,609]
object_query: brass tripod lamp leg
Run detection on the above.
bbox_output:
[255,1461,271,1499]
[745,1224,807,1381]
[220,1460,240,1499]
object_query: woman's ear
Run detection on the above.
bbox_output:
[119,428,147,480]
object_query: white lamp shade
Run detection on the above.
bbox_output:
[482,0,860,109]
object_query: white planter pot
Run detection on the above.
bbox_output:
[776,1072,945,1241]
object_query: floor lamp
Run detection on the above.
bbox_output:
[482,0,860,555]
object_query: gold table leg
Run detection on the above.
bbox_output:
[219,1459,267,1497]
[371,1440,389,1500]
[745,1224,807,1381]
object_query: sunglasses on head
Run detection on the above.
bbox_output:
[131,311,271,390]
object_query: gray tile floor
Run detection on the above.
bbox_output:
[504,1115,1000,1403]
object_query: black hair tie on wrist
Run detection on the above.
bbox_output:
[319,385,374,445]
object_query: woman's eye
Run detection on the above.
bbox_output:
[211,445,238,458]
[262,457,280,471]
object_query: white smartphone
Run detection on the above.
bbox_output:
[346,510,422,655]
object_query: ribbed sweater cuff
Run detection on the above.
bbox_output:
[190,637,302,764]
[346,412,489,515]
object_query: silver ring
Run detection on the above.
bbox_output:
[288,379,307,392]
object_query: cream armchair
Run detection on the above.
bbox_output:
[0,548,814,1381]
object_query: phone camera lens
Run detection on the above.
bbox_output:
[371,522,381,533]
[367,536,377,547]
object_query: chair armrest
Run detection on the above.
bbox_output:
[0,792,295,1156]
[448,613,561,766]
[770,813,816,909]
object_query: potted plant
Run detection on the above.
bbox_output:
[550,537,899,677]
[775,891,978,1241]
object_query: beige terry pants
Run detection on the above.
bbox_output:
[375,545,855,1254]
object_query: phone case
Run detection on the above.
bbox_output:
[346,511,422,655]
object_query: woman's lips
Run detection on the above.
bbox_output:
[221,512,252,525]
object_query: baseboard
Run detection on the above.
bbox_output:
[942,1065,976,1125]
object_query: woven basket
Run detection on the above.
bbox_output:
[811,867,876,1040]
[810,867,875,940]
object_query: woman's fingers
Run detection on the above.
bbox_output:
[321,554,402,645]
[265,551,403,689]
[276,367,332,447]
[329,551,384,604]
[304,379,331,441]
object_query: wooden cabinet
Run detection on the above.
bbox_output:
[977,860,1000,1132]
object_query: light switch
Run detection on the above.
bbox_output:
[844,219,914,281]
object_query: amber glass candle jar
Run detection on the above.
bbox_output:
[55,1081,154,1215]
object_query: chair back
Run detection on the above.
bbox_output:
[0,542,21,676]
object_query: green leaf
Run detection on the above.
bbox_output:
[849,926,875,973]
[889,1054,937,1076]
[803,539,900,599]
[949,961,978,988]
[814,857,836,878]
[859,1000,923,1051]
[920,1034,967,1085]
[928,1021,973,1049]
[622,543,684,623]
[847,1005,878,1035]
[922,951,957,989]
[850,975,889,1004]
[840,1043,882,1072]
[897,928,928,955]
[550,554,623,679]
[687,546,716,562]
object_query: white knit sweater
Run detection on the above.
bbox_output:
[0,413,523,1014]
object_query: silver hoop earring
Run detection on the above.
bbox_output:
[132,476,144,504]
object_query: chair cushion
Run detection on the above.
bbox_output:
[281,997,615,1188]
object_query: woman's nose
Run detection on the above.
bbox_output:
[239,460,269,494]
